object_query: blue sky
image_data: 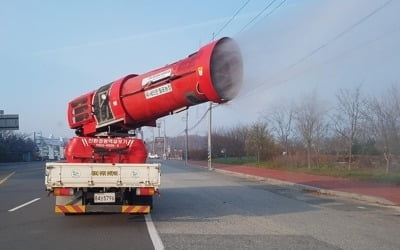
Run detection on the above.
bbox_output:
[1,0,399,140]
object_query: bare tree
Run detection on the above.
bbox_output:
[365,86,400,173]
[313,118,330,165]
[331,86,364,170]
[294,92,327,169]
[212,125,248,158]
[227,125,249,158]
[264,102,294,156]
[245,121,275,164]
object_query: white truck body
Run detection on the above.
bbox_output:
[45,162,161,214]
[45,162,161,189]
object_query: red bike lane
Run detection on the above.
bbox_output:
[189,161,400,206]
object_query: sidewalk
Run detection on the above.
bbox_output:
[189,161,400,206]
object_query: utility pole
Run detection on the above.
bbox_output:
[163,119,166,160]
[208,102,212,171]
[208,32,215,171]
[157,121,161,137]
[185,109,188,166]
[152,127,155,154]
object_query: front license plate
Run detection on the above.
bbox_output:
[94,192,115,203]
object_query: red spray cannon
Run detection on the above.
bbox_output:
[67,37,243,137]
[65,37,242,163]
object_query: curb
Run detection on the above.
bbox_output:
[189,163,398,208]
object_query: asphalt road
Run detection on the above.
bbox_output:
[1,160,400,250]
[0,162,153,250]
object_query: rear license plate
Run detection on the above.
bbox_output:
[94,192,115,203]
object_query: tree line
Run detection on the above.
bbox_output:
[183,85,400,173]
[0,131,38,162]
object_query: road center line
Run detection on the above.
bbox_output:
[8,198,41,212]
[145,214,164,250]
[0,171,16,185]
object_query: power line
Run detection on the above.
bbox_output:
[238,0,277,33]
[188,105,213,131]
[187,1,289,134]
[171,1,394,137]
[239,0,394,100]
[208,0,251,169]
[176,106,211,135]
[213,0,251,39]
[174,0,287,136]
[241,24,400,101]
[181,1,251,135]
[285,0,394,71]
[238,0,287,34]
[175,103,224,135]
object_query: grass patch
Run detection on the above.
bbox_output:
[213,157,400,185]
[213,156,256,165]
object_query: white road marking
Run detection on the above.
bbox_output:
[145,214,164,250]
[8,198,41,212]
[0,171,16,185]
